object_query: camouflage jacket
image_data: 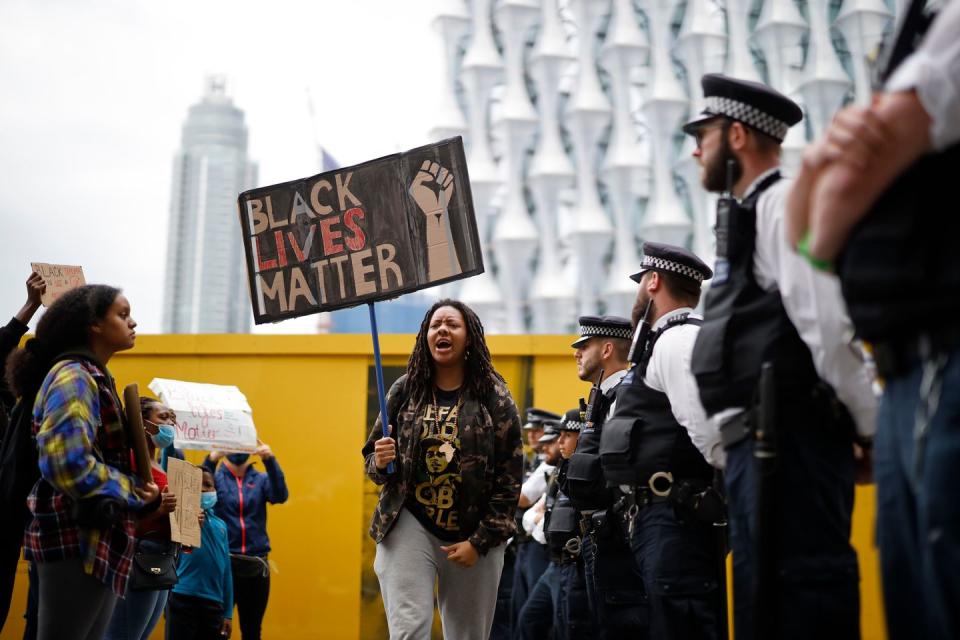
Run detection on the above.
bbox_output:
[362,374,523,554]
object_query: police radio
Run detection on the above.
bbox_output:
[711,159,737,285]
[627,300,653,366]
[584,369,606,432]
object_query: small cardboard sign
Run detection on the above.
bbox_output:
[148,378,258,453]
[30,262,85,306]
[237,136,483,324]
[166,457,202,548]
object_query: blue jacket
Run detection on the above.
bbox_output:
[204,457,288,556]
[173,510,233,618]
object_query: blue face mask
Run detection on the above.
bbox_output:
[201,491,218,511]
[149,424,176,449]
[227,453,250,466]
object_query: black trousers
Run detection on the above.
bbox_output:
[233,572,270,639]
[581,526,648,639]
[165,593,223,640]
[628,501,720,640]
[725,418,859,640]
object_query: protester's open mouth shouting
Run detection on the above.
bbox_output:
[427,305,469,368]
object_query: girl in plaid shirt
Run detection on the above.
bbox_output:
[7,285,160,640]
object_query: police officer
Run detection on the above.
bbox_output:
[684,74,878,640]
[563,316,646,638]
[517,410,591,640]
[786,3,960,637]
[600,242,723,640]
[510,409,562,633]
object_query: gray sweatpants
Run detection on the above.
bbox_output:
[37,558,119,640]
[374,509,506,640]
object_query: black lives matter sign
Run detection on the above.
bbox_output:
[238,137,483,324]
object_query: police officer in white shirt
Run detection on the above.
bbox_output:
[565,316,647,639]
[600,242,722,640]
[786,2,960,637]
[684,74,877,640]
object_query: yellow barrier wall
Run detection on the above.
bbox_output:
[4,335,884,639]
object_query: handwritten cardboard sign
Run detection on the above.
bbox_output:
[30,262,86,306]
[167,457,202,548]
[237,136,483,324]
[148,378,258,453]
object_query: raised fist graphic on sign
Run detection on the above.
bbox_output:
[409,160,462,282]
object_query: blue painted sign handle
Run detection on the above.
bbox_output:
[368,302,394,474]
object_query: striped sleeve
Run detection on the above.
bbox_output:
[35,363,143,509]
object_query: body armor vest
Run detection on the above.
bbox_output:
[691,172,820,415]
[545,460,579,559]
[564,385,619,510]
[600,315,714,487]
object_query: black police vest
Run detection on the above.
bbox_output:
[600,315,714,487]
[564,385,620,510]
[691,172,820,415]
[545,460,579,556]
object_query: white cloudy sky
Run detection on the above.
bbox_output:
[0,0,445,333]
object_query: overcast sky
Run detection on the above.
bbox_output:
[0,0,445,333]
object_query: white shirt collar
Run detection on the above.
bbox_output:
[652,307,698,331]
[740,166,781,201]
[601,368,628,393]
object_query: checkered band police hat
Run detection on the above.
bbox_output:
[559,408,584,433]
[571,315,633,348]
[630,241,712,284]
[682,74,803,143]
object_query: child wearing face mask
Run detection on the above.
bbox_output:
[202,441,288,640]
[104,398,181,640]
[166,469,233,639]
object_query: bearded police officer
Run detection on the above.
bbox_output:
[684,74,878,640]
[600,242,724,640]
[564,316,647,638]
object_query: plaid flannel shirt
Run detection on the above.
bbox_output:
[24,358,144,597]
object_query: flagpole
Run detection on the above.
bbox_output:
[368,301,394,474]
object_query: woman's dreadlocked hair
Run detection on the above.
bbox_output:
[404,299,503,404]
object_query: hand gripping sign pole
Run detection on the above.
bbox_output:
[368,302,394,474]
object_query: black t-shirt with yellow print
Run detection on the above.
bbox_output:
[405,386,462,541]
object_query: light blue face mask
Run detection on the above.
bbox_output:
[201,491,218,511]
[149,424,176,449]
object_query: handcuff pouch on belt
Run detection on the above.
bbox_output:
[546,503,581,562]
[598,415,645,486]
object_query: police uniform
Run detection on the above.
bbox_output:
[546,410,592,640]
[506,409,562,636]
[834,3,960,637]
[686,75,877,640]
[600,243,723,640]
[515,423,562,639]
[564,316,647,639]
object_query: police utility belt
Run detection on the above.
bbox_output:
[614,473,725,531]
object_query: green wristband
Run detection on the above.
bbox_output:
[796,232,833,272]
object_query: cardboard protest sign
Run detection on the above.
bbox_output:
[148,378,258,452]
[122,384,154,484]
[30,263,85,306]
[166,458,202,548]
[237,137,483,324]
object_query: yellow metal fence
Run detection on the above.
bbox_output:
[4,335,885,639]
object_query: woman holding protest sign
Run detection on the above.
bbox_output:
[104,398,181,640]
[6,285,160,640]
[362,299,523,639]
[202,439,288,640]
